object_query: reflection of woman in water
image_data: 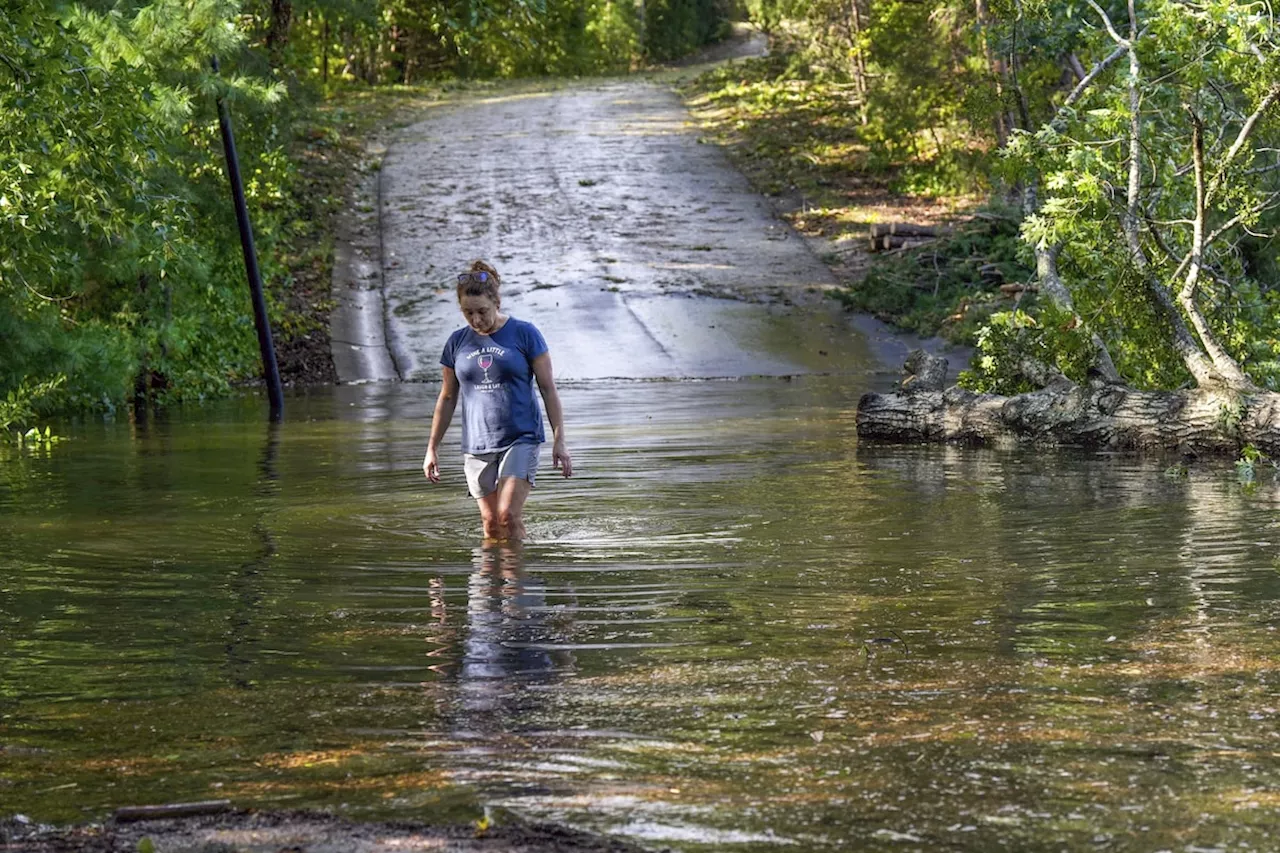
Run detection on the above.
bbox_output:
[423,544,577,745]
[423,260,572,541]
[458,545,564,718]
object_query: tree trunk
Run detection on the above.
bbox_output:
[340,25,353,78]
[322,17,329,85]
[857,352,1279,455]
[1006,0,1031,132]
[265,0,293,62]
[848,0,869,124]
[870,235,935,252]
[1111,22,1243,391]
[133,273,151,411]
[975,0,1008,146]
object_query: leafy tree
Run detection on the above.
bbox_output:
[1,0,733,428]
[1,1,289,421]
[1009,0,1280,392]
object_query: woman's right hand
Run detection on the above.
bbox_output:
[423,448,441,483]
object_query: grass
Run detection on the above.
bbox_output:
[676,51,1021,343]
[832,210,1035,343]
[678,54,881,208]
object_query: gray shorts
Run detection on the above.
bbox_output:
[463,443,541,499]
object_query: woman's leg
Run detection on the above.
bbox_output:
[476,492,502,540]
[496,477,533,540]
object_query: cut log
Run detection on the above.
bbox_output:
[870,235,936,252]
[114,800,232,823]
[870,223,942,239]
[857,352,1280,455]
[999,283,1038,297]
[899,349,949,392]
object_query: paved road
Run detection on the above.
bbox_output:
[333,78,898,384]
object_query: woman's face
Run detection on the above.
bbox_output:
[459,293,501,334]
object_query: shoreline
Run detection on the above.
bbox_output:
[1,809,657,853]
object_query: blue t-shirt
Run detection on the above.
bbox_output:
[440,318,549,454]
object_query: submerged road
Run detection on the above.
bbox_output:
[332,75,926,384]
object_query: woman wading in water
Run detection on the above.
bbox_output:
[423,261,572,540]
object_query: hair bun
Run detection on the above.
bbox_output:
[457,259,502,301]
[470,260,501,287]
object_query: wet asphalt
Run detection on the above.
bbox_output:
[331,75,928,386]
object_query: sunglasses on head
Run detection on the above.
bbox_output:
[457,271,492,285]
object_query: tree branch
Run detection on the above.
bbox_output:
[1033,243,1074,309]
[1016,355,1075,392]
[1243,160,1280,177]
[1146,189,1280,289]
[1206,191,1280,245]
[1145,274,1238,388]
[1175,109,1255,390]
[1115,88,1241,389]
[0,52,29,82]
[1207,82,1280,203]
[1180,110,1206,304]
[1049,44,1128,133]
[1085,0,1130,46]
[1067,54,1087,83]
[1122,30,1143,263]
[1144,216,1192,281]
[1034,243,1122,382]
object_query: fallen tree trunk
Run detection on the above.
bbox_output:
[857,352,1280,455]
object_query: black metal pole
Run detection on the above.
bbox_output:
[211,56,284,421]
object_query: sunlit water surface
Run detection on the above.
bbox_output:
[3,377,1280,851]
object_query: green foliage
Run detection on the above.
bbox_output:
[734,1,996,193]
[17,426,63,451]
[680,52,873,196]
[1217,399,1247,439]
[0,376,67,433]
[0,378,65,455]
[2,1,341,417]
[957,304,1095,395]
[279,0,727,84]
[729,2,1280,397]
[644,0,734,62]
[855,2,984,181]
[1002,0,1280,392]
[1235,445,1271,486]
[453,0,645,76]
[2,2,258,410]
[3,0,733,420]
[833,210,1031,343]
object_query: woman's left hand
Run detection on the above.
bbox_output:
[552,439,573,478]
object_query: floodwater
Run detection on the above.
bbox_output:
[3,376,1280,851]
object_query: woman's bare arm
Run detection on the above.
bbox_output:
[423,367,460,482]
[531,353,572,477]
